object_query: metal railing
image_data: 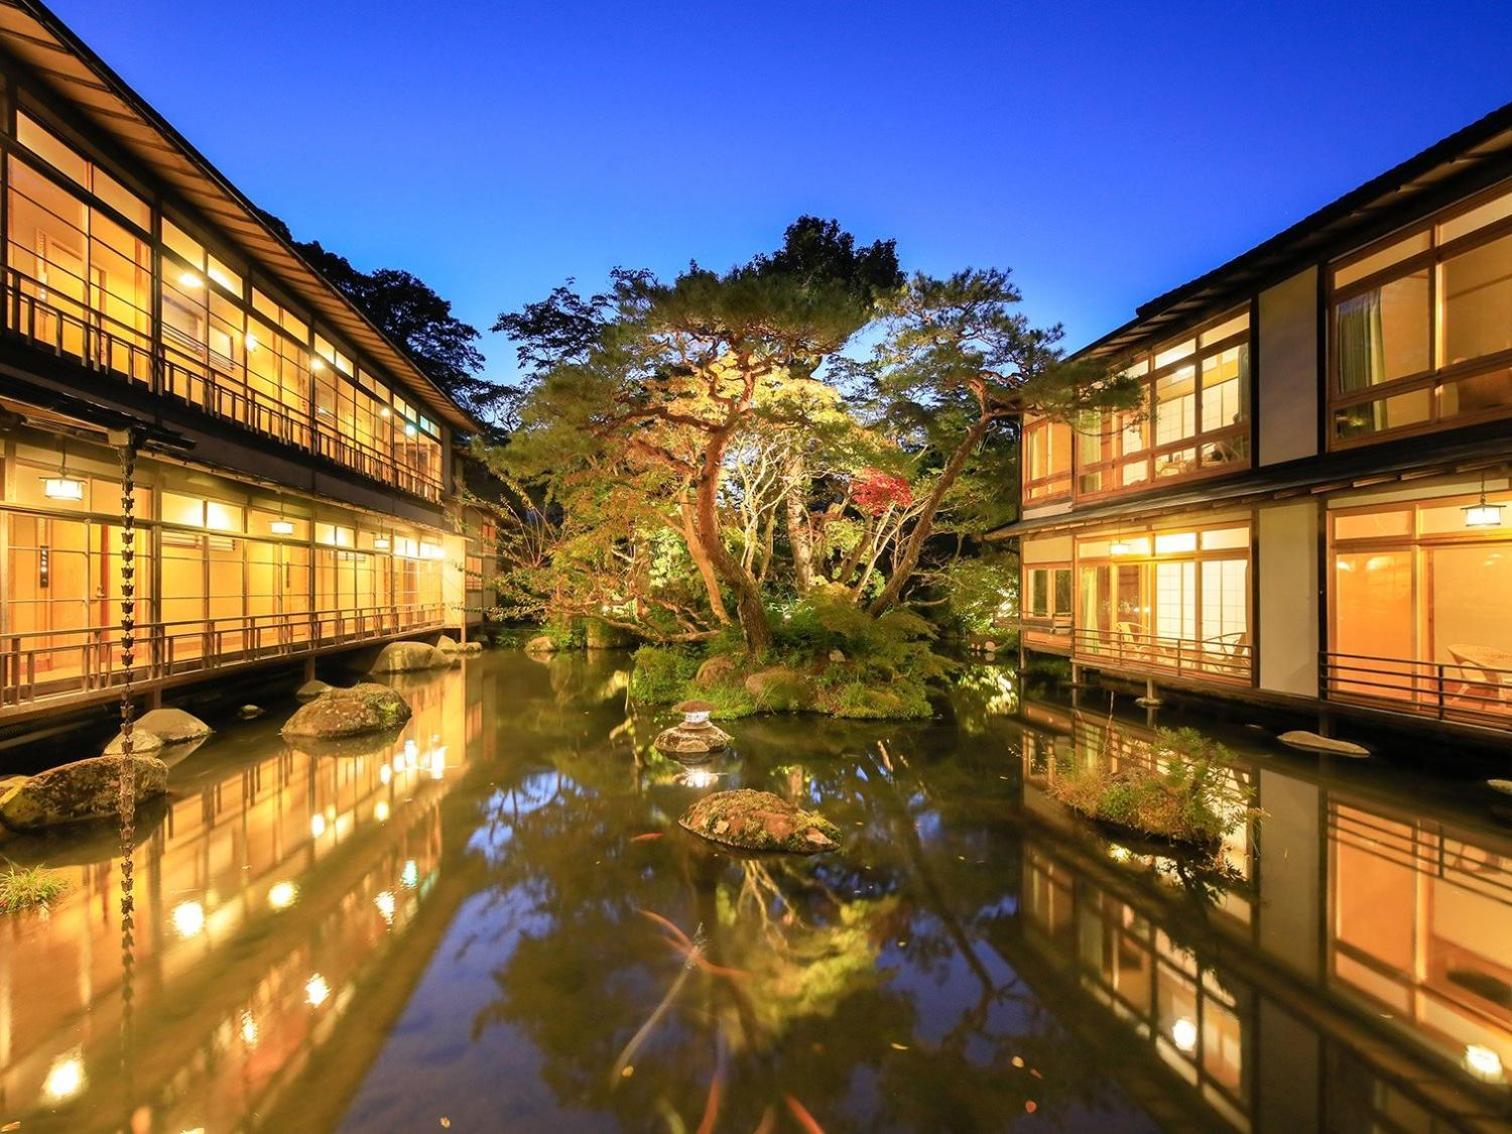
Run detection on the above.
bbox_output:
[1322,651,1511,725]
[0,603,445,709]
[3,270,444,503]
[1073,625,1253,683]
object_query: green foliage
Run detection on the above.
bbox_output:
[937,551,1019,635]
[628,646,698,703]
[1048,729,1254,848]
[698,681,760,720]
[823,679,932,720]
[0,864,68,914]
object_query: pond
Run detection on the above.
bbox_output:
[1,650,1509,1133]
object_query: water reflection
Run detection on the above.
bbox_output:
[0,655,1506,1133]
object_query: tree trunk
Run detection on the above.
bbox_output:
[679,499,731,624]
[783,450,815,593]
[867,417,991,616]
[695,431,773,656]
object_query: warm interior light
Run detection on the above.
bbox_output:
[374,799,391,822]
[1109,539,1133,556]
[379,407,391,418]
[178,270,203,289]
[404,422,417,436]
[1464,1043,1505,1082]
[270,519,295,536]
[240,1010,259,1047]
[310,813,326,838]
[1170,1017,1198,1053]
[420,542,443,560]
[43,476,86,501]
[267,880,298,910]
[304,973,330,1007]
[373,537,390,550]
[42,1053,85,1101]
[172,900,206,939]
[1464,502,1504,528]
[244,331,259,352]
[374,891,397,923]
[311,357,325,371]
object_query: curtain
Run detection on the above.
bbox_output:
[1337,290,1386,394]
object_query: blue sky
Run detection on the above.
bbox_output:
[51,0,1512,380]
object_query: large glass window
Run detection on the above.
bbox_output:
[1022,416,1072,502]
[1074,309,1250,499]
[1328,490,1512,721]
[1331,182,1512,444]
[1074,521,1252,681]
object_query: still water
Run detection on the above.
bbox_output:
[1,650,1509,1133]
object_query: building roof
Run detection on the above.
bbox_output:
[0,0,482,435]
[1076,99,1512,360]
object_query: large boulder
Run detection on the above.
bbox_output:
[370,641,453,674]
[135,708,211,744]
[524,635,558,656]
[694,654,739,689]
[281,683,411,740]
[103,728,165,756]
[460,640,484,655]
[680,789,839,854]
[296,679,333,700]
[0,754,169,832]
[435,634,461,654]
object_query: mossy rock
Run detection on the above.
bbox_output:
[655,720,732,756]
[679,789,839,854]
[524,634,558,655]
[743,667,815,711]
[135,708,212,743]
[296,679,333,700]
[435,634,461,654]
[460,640,484,655]
[370,641,454,674]
[281,683,412,740]
[694,654,740,688]
[102,728,166,756]
[0,753,169,832]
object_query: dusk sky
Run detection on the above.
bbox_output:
[51,0,1512,381]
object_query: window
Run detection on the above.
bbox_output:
[1023,416,1072,502]
[1074,310,1250,499]
[1025,566,1072,620]
[1330,181,1512,444]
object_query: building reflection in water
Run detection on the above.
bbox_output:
[1011,699,1512,1134]
[0,660,490,1133]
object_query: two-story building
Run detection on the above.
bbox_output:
[0,1,488,725]
[995,102,1512,742]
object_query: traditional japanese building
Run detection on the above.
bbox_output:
[996,102,1512,741]
[0,1,489,725]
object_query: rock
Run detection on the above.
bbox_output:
[239,705,264,719]
[827,649,846,664]
[435,634,461,654]
[0,754,169,832]
[743,667,814,711]
[524,635,558,655]
[1279,730,1369,758]
[103,728,165,756]
[695,655,739,688]
[297,679,333,700]
[460,641,484,654]
[679,789,839,854]
[135,708,211,743]
[369,641,454,674]
[1488,779,1512,797]
[281,683,412,740]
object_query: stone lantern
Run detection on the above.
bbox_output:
[654,699,731,759]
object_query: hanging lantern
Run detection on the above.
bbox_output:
[1110,538,1133,556]
[1463,473,1505,529]
[43,439,85,500]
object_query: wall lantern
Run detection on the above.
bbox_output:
[1109,537,1134,556]
[1463,473,1504,529]
[374,536,391,551]
[271,498,295,535]
[43,440,86,501]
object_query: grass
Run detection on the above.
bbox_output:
[1048,728,1255,848]
[0,864,69,914]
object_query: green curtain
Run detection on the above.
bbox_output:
[1337,291,1385,394]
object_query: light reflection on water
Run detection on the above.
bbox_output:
[0,652,1506,1133]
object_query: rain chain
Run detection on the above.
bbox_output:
[114,431,139,1094]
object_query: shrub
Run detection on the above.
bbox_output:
[629,646,698,703]
[1048,728,1254,848]
[0,865,68,914]
[700,681,759,720]
[823,678,932,720]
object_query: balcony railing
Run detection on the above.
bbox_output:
[0,603,445,711]
[3,270,444,503]
[1073,625,1253,683]
[1322,651,1511,726]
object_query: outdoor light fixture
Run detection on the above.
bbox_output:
[1463,473,1504,529]
[373,536,391,551]
[172,900,207,939]
[1109,537,1133,556]
[1464,1043,1505,1083]
[43,440,86,501]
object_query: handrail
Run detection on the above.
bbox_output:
[0,603,446,709]
[1321,649,1510,723]
[1072,624,1253,682]
[2,270,445,502]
